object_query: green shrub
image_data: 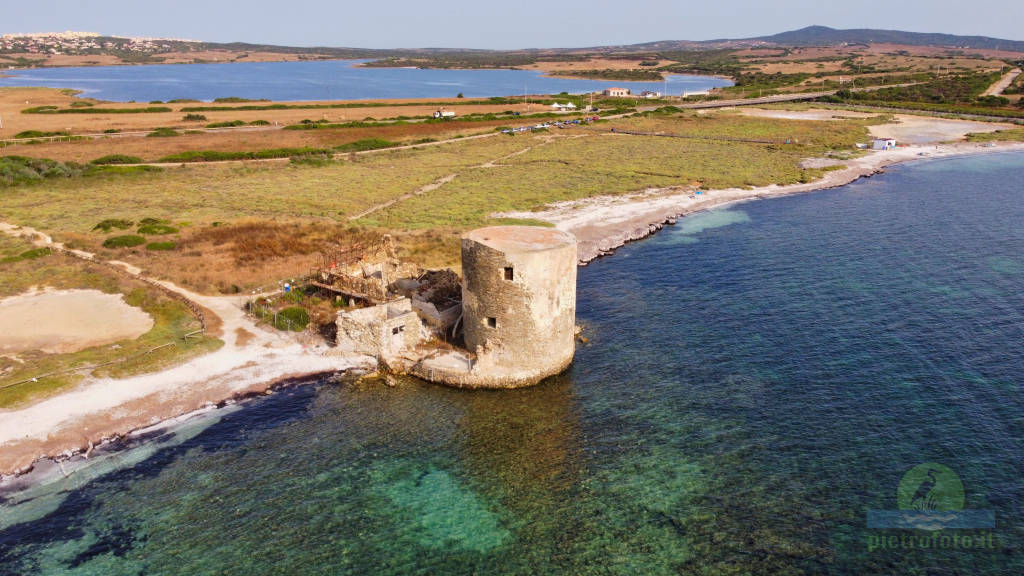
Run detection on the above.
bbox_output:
[157,146,335,163]
[139,217,166,225]
[274,306,309,331]
[91,154,143,165]
[103,128,121,134]
[168,98,200,103]
[290,154,333,167]
[14,130,70,139]
[212,97,268,103]
[0,156,85,186]
[93,219,134,232]
[69,101,94,108]
[146,241,177,251]
[334,138,397,153]
[1,248,51,263]
[183,113,208,121]
[102,235,146,248]
[248,119,271,125]
[205,120,246,128]
[23,106,172,114]
[147,127,180,138]
[137,224,178,235]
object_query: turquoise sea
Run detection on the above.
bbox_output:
[0,60,731,102]
[1,152,1022,574]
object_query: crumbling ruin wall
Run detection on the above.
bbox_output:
[335,298,424,360]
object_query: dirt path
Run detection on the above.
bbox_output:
[982,69,1022,97]
[348,173,459,221]
[349,136,557,221]
[0,221,370,476]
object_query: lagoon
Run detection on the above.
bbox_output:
[0,60,732,102]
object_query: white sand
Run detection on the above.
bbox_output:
[0,289,153,354]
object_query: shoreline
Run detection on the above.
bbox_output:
[0,225,376,478]
[2,118,1021,482]
[501,141,1024,263]
[0,370,352,500]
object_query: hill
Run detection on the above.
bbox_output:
[754,25,1024,52]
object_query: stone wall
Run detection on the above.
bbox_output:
[456,226,577,388]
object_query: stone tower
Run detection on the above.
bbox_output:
[459,226,578,387]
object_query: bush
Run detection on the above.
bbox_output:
[23,106,172,114]
[146,241,177,251]
[183,113,207,121]
[334,138,397,153]
[93,219,134,232]
[102,235,146,248]
[212,97,268,103]
[137,224,179,235]
[147,127,180,137]
[274,306,309,331]
[205,120,246,128]
[14,130,70,139]
[0,156,85,186]
[91,154,142,165]
[103,128,121,134]
[249,119,271,125]
[1,248,51,263]
[69,101,94,108]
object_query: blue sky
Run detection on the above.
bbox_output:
[4,0,1022,49]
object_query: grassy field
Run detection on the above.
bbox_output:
[966,127,1024,141]
[0,234,221,408]
[0,111,876,291]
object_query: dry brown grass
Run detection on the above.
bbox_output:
[3,117,513,163]
[0,87,531,141]
[234,327,255,346]
[68,220,463,293]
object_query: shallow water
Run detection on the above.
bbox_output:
[1,152,1022,575]
[0,60,731,102]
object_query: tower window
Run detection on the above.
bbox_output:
[503,267,514,281]
[487,317,497,328]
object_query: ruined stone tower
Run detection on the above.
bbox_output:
[456,225,578,387]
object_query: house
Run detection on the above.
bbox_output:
[603,87,630,97]
[551,102,577,111]
[682,90,710,98]
[640,91,661,99]
[872,138,897,151]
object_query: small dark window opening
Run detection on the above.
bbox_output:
[487,317,497,328]
[392,325,404,335]
[504,267,514,281]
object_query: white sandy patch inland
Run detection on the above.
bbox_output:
[0,289,154,355]
[738,108,878,121]
[869,115,1012,144]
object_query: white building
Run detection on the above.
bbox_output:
[640,91,661,99]
[872,138,897,150]
[551,102,577,111]
[603,87,631,97]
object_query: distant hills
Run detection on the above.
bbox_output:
[751,26,1024,52]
